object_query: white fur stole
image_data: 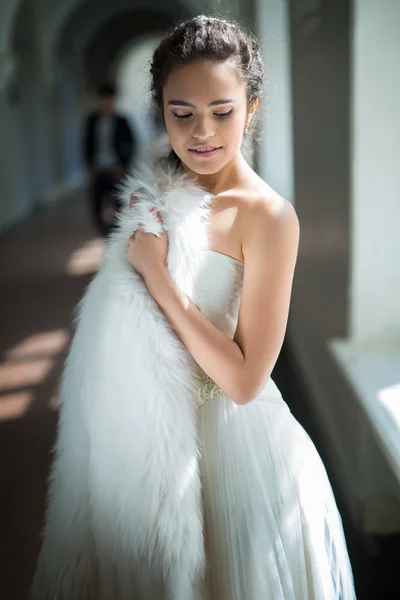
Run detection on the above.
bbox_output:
[32,163,213,600]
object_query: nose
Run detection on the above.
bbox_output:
[192,115,215,140]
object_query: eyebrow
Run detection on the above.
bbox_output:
[167,98,235,108]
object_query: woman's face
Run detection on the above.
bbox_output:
[163,60,256,175]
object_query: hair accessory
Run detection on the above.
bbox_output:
[197,15,236,27]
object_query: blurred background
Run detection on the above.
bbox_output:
[0,0,399,598]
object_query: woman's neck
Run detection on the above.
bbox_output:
[184,153,250,196]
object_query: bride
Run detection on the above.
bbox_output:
[33,15,356,600]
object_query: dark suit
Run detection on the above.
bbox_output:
[84,112,135,169]
[83,112,136,235]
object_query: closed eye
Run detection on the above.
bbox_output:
[172,112,192,121]
[215,109,234,119]
[172,108,234,122]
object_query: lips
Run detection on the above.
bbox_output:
[188,146,222,158]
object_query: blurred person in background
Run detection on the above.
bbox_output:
[84,82,136,236]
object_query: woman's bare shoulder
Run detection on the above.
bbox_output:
[237,175,299,244]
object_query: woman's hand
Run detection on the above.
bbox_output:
[126,207,168,282]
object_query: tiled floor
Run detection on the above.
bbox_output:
[0,195,397,599]
[0,195,99,599]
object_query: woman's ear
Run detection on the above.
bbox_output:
[247,98,259,128]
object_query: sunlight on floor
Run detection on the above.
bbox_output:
[66,237,105,276]
[0,329,70,422]
[6,329,69,360]
[49,392,60,411]
[0,359,54,393]
[0,391,33,421]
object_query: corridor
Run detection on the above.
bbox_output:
[0,191,102,598]
[1,0,400,598]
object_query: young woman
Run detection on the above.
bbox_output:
[33,15,356,600]
[127,15,356,599]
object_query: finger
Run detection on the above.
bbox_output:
[150,207,162,224]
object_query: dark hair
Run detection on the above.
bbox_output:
[150,15,264,122]
[97,82,117,97]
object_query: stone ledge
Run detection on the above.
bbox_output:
[329,337,400,487]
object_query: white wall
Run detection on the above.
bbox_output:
[0,0,21,56]
[115,34,163,161]
[285,0,400,535]
[256,0,294,202]
[350,0,400,343]
[0,0,59,229]
[328,0,400,532]
[0,92,32,230]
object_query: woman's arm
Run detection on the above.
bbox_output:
[138,195,299,405]
[146,269,246,402]
[233,197,299,402]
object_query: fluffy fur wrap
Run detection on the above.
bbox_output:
[32,164,213,600]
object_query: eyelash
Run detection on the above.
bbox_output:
[172,109,234,121]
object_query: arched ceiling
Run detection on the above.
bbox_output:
[7,0,203,85]
[57,0,195,89]
[82,9,174,90]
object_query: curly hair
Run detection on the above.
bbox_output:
[150,15,264,119]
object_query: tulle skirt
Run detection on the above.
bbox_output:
[34,376,356,599]
[197,377,356,599]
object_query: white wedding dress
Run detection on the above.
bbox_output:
[191,249,356,599]
[32,166,356,600]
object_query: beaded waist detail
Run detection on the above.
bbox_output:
[198,371,223,405]
[197,370,288,410]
